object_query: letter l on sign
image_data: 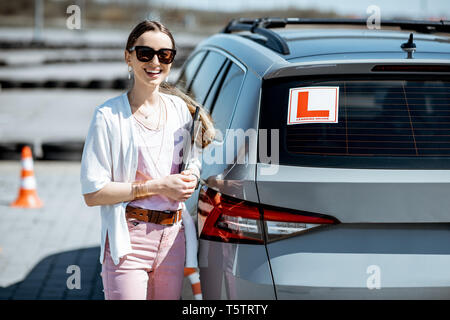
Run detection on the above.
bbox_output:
[297,91,330,118]
[287,87,339,125]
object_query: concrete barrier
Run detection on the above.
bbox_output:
[0,143,36,160]
[41,141,84,161]
[0,78,132,90]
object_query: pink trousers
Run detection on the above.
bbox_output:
[101,218,186,300]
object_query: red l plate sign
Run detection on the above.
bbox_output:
[287,87,339,125]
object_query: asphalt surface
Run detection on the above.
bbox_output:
[0,160,194,300]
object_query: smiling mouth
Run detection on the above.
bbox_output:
[144,69,162,77]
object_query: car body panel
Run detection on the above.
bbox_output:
[264,59,450,79]
[199,66,262,203]
[266,223,450,299]
[288,52,450,63]
[279,28,450,60]
[181,46,261,213]
[198,239,276,299]
[256,164,450,223]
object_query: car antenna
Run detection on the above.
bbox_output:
[401,33,416,59]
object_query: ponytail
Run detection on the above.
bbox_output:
[160,82,216,148]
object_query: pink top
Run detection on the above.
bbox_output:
[129,93,194,211]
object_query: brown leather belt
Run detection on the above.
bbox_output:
[125,205,182,225]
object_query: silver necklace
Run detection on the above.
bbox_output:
[139,103,158,119]
[138,95,161,119]
[133,97,168,178]
[133,95,164,131]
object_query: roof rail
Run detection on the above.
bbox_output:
[222,18,290,54]
[222,17,450,55]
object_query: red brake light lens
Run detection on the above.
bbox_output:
[198,187,263,244]
[198,187,339,244]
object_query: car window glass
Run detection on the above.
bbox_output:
[260,77,450,169]
[203,60,230,112]
[210,63,245,137]
[176,50,206,92]
[189,51,227,104]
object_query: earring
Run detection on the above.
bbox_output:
[128,65,132,80]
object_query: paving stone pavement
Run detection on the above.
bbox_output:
[0,160,194,300]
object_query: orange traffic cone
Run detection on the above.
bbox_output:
[184,267,202,300]
[10,146,43,208]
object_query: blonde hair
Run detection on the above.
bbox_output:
[160,82,215,148]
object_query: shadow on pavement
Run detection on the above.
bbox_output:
[0,246,104,300]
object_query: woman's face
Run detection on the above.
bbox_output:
[125,30,174,89]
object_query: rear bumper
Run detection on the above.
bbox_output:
[268,223,450,299]
[275,285,450,299]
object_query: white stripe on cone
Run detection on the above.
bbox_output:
[21,158,34,170]
[21,176,37,190]
[187,272,200,284]
[187,270,202,300]
[194,293,203,300]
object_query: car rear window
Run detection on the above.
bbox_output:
[259,76,450,169]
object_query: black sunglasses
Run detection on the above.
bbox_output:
[128,46,176,64]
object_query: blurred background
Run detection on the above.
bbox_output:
[0,0,448,159]
[0,0,448,300]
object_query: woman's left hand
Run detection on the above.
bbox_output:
[181,168,199,186]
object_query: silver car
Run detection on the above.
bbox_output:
[176,18,450,299]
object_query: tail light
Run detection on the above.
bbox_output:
[198,186,340,244]
[198,186,263,244]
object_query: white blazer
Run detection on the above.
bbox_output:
[80,91,201,266]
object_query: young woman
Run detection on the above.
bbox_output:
[80,20,214,300]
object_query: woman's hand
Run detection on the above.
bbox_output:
[159,173,197,202]
[181,168,200,185]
